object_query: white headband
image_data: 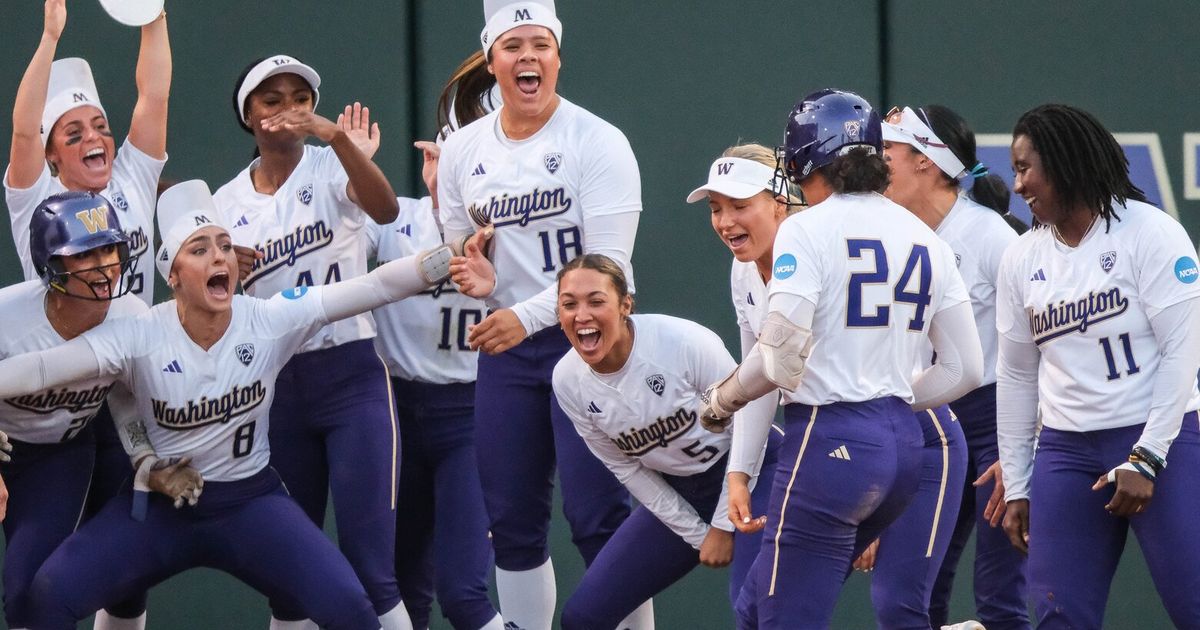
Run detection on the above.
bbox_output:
[42,58,107,145]
[155,180,229,281]
[882,107,967,179]
[686,157,780,203]
[235,55,322,130]
[481,0,562,60]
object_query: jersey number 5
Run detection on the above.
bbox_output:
[846,239,932,331]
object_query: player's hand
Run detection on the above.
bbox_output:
[728,472,766,534]
[44,0,66,42]
[414,140,440,202]
[1093,465,1154,518]
[853,539,880,572]
[699,385,732,433]
[147,456,204,508]
[337,103,381,160]
[974,461,1007,526]
[699,527,734,568]
[233,245,262,284]
[260,109,339,143]
[467,308,527,354]
[449,228,496,298]
[0,430,12,463]
[1002,498,1030,555]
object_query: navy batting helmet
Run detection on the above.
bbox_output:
[29,191,134,300]
[780,89,882,183]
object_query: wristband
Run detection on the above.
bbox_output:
[1130,446,1165,475]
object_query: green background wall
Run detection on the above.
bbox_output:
[0,0,1194,627]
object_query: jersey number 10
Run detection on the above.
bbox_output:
[845,239,932,330]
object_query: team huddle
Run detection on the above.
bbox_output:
[1,0,1198,629]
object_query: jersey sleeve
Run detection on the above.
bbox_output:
[251,288,330,354]
[363,215,383,260]
[766,215,822,303]
[112,137,168,225]
[577,124,642,218]
[436,136,470,240]
[934,238,971,314]
[995,241,1034,344]
[1132,214,1200,318]
[4,163,54,280]
[314,146,356,218]
[82,316,142,379]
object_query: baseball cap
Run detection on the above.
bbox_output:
[686,157,781,203]
[481,0,562,60]
[42,58,108,145]
[882,106,967,179]
[234,55,322,131]
[155,180,229,281]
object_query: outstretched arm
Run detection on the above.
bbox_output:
[0,336,101,398]
[126,10,170,159]
[9,0,66,189]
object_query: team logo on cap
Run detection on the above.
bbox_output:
[645,374,665,396]
[235,343,255,366]
[844,121,861,141]
[544,152,563,174]
[717,162,734,176]
[1100,251,1117,273]
[297,184,313,206]
[514,8,533,21]
[159,249,169,262]
[1175,257,1199,284]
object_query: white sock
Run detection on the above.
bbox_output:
[93,611,147,630]
[477,613,506,630]
[617,599,654,630]
[378,601,414,630]
[268,618,318,630]
[495,558,556,630]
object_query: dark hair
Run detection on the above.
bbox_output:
[556,254,633,306]
[231,57,270,134]
[1012,104,1146,231]
[826,147,889,194]
[1001,212,1030,235]
[919,104,1011,216]
[436,51,497,140]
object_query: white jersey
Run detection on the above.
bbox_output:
[83,289,328,481]
[366,197,482,383]
[996,199,1200,433]
[0,280,146,443]
[439,98,641,333]
[731,259,769,341]
[553,314,734,548]
[768,192,969,406]
[5,138,163,306]
[213,145,374,353]
[935,196,1017,386]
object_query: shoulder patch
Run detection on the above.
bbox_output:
[773,254,797,280]
[281,286,309,300]
[1175,257,1198,284]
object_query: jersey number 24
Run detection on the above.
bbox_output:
[846,239,932,330]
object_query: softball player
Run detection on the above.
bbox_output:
[439,2,644,627]
[0,180,456,629]
[882,104,1029,630]
[997,104,1200,628]
[697,89,984,628]
[366,189,501,630]
[212,55,409,630]
[550,254,779,628]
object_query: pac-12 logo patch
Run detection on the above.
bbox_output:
[773,253,797,280]
[281,286,309,300]
[1100,250,1117,273]
[1175,256,1199,284]
[544,152,563,174]
[109,192,129,211]
[297,184,313,206]
[235,343,255,366]
[844,121,861,141]
[646,374,665,396]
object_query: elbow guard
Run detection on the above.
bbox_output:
[758,311,813,392]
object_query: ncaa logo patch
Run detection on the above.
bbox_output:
[645,374,665,396]
[544,152,563,174]
[297,184,314,206]
[1175,256,1199,284]
[282,286,309,300]
[235,343,255,366]
[1099,250,1117,273]
[773,253,797,280]
[109,192,129,211]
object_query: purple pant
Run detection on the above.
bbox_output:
[27,467,378,630]
[391,378,497,630]
[870,405,967,629]
[1029,413,1200,629]
[931,384,1030,630]
[1,430,95,627]
[736,397,923,629]
[269,339,401,618]
[475,326,630,570]
[562,428,783,629]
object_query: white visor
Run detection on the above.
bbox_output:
[686,157,780,203]
[481,0,562,60]
[882,107,967,179]
[155,180,229,282]
[235,55,322,129]
[42,58,107,145]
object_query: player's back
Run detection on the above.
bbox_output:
[769,192,967,406]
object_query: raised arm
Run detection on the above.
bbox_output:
[126,11,171,159]
[9,0,66,189]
